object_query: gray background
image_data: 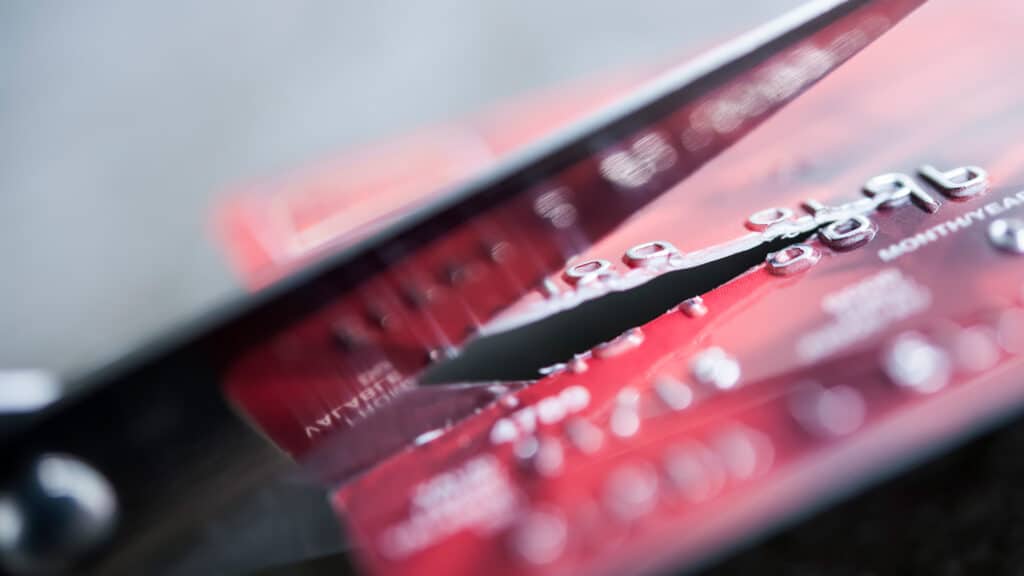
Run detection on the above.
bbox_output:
[0,1,798,378]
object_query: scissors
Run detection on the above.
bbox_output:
[0,2,928,574]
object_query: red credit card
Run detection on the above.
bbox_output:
[326,1,1024,575]
[219,0,922,483]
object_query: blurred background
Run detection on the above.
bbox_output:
[0,0,800,381]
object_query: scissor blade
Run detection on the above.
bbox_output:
[224,0,926,354]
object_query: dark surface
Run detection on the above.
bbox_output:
[705,412,1024,576]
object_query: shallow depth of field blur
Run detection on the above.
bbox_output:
[0,0,799,381]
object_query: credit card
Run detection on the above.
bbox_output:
[330,1,1024,574]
